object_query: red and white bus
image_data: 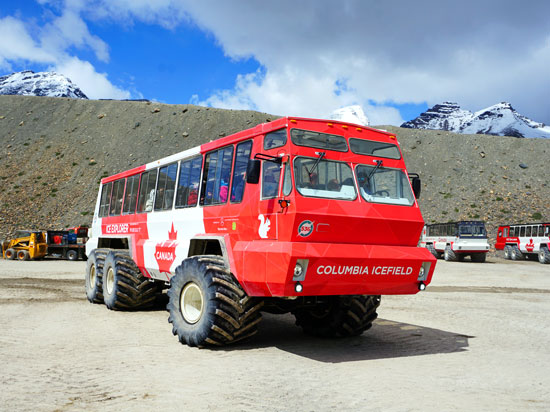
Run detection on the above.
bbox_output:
[419,221,490,262]
[85,116,436,347]
[495,223,550,264]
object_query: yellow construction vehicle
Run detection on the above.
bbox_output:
[1,230,48,260]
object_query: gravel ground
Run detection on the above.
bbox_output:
[1,95,549,246]
[0,258,549,411]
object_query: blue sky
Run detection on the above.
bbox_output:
[1,1,549,125]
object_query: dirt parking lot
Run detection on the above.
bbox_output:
[0,257,549,411]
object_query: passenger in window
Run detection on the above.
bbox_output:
[145,189,155,212]
[188,184,198,205]
[219,179,229,203]
[328,178,341,191]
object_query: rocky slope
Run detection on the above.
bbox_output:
[0,95,548,248]
[0,71,88,99]
[402,102,550,138]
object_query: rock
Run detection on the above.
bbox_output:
[519,163,528,169]
[97,114,105,119]
[152,108,160,113]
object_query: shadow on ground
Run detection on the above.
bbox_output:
[235,313,472,363]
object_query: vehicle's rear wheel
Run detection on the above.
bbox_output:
[538,247,550,264]
[102,251,160,310]
[85,250,103,303]
[66,249,78,261]
[293,295,380,338]
[503,245,512,260]
[511,245,524,261]
[471,253,486,263]
[167,255,263,347]
[17,250,30,261]
[5,248,16,260]
[444,245,457,261]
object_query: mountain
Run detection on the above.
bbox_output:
[330,105,369,126]
[401,102,550,138]
[0,70,88,99]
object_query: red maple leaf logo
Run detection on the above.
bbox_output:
[155,223,178,274]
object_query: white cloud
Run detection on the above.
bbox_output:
[52,57,130,99]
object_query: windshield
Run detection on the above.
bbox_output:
[355,164,415,206]
[294,157,356,200]
[291,129,348,152]
[459,223,487,238]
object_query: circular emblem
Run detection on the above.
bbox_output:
[298,220,314,237]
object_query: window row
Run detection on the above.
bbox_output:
[508,225,549,238]
[98,140,253,217]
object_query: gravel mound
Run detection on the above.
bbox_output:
[1,95,548,248]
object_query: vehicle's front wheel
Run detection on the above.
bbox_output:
[538,247,550,264]
[66,249,78,261]
[293,295,380,338]
[85,250,103,303]
[167,256,263,347]
[427,244,441,259]
[511,245,523,261]
[503,245,512,260]
[17,250,30,261]
[5,248,16,260]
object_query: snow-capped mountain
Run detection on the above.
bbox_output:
[330,105,369,126]
[0,70,88,99]
[401,102,550,138]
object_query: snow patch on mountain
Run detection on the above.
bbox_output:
[0,71,88,99]
[401,102,550,138]
[330,105,369,126]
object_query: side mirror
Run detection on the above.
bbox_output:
[412,177,421,199]
[246,159,261,184]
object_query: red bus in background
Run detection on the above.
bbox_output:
[495,223,550,264]
[85,117,436,347]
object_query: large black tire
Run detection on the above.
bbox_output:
[538,246,550,264]
[293,295,381,338]
[471,253,486,263]
[167,255,263,347]
[5,248,16,260]
[427,244,441,259]
[511,245,524,261]
[85,250,104,303]
[444,245,458,262]
[503,245,512,260]
[102,251,160,310]
[66,249,78,261]
[17,250,30,261]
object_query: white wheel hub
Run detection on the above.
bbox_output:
[181,282,204,324]
[89,265,96,288]
[106,267,115,295]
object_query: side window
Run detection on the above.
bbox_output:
[230,141,252,203]
[526,226,532,237]
[137,170,157,213]
[109,179,125,216]
[503,228,508,237]
[520,226,526,237]
[176,156,202,208]
[201,146,234,206]
[545,226,549,237]
[538,226,544,237]
[262,162,281,199]
[154,163,178,211]
[282,163,292,196]
[264,129,287,150]
[99,182,112,217]
[123,175,139,214]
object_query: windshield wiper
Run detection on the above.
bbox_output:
[307,151,325,182]
[367,160,383,180]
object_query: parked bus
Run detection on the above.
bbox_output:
[495,223,550,264]
[85,117,436,347]
[420,221,489,262]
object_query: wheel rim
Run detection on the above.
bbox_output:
[181,282,204,324]
[106,267,115,295]
[539,250,545,263]
[504,247,509,259]
[18,252,25,260]
[89,265,96,288]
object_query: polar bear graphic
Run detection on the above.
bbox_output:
[258,214,271,239]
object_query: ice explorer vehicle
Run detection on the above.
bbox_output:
[85,117,436,347]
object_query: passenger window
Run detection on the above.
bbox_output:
[526,226,531,237]
[520,226,526,237]
[137,170,157,213]
[109,179,125,216]
[264,129,287,150]
[282,163,292,196]
[155,163,178,211]
[176,156,202,208]
[201,146,234,206]
[99,182,112,217]
[545,227,549,237]
[539,226,544,237]
[230,141,252,203]
[262,162,281,199]
[123,175,139,214]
